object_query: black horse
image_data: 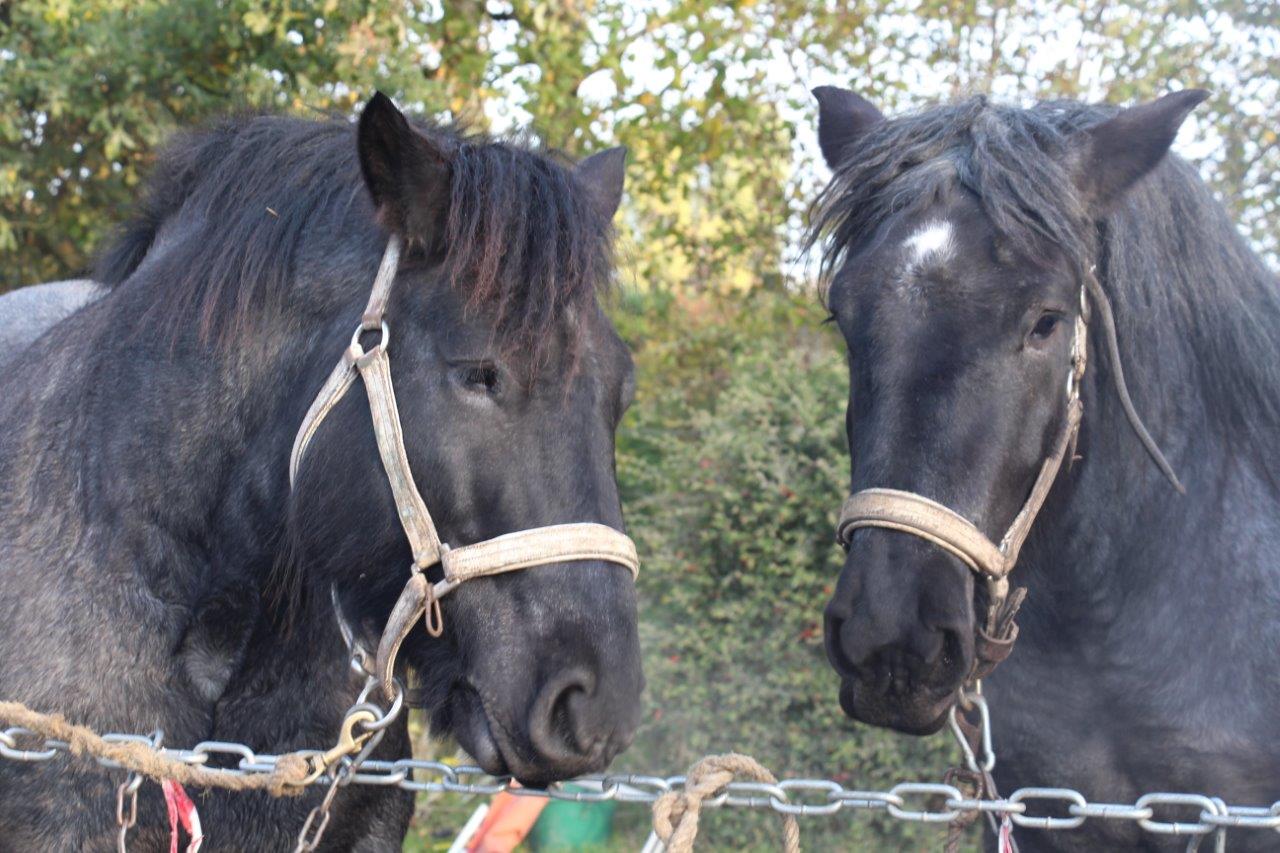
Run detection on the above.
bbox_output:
[0,94,643,849]
[810,87,1280,849]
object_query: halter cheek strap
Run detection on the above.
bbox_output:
[290,234,640,697]
[836,294,1089,681]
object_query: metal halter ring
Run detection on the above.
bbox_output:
[350,321,390,355]
[355,677,405,732]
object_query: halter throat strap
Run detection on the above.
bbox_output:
[290,235,639,696]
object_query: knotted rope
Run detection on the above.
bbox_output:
[652,753,800,853]
[0,701,310,797]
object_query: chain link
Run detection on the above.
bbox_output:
[295,765,347,852]
[4,722,1277,842]
[1,672,1274,847]
[115,775,139,853]
[113,729,160,853]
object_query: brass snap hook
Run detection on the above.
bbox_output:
[301,708,378,785]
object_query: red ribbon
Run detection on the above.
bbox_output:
[998,813,1014,853]
[162,779,203,853]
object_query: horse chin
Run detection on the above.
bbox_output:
[838,676,954,736]
[433,684,513,779]
[448,687,509,776]
[439,683,602,787]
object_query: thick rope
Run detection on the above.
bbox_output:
[0,701,310,797]
[652,753,800,853]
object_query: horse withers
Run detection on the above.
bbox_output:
[0,94,643,849]
[810,88,1280,849]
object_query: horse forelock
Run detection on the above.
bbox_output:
[92,112,614,355]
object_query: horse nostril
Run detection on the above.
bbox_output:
[528,668,601,763]
[929,621,971,676]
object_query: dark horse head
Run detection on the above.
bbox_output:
[809,87,1207,734]
[89,94,643,785]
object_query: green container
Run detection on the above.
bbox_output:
[528,785,616,851]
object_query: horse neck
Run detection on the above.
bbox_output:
[41,281,359,610]
[1018,176,1280,639]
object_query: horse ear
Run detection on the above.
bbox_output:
[357,92,451,234]
[575,146,627,220]
[1070,89,1209,215]
[812,86,885,169]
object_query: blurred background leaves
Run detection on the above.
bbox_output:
[2,0,1275,290]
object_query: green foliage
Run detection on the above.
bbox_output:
[0,0,446,286]
[609,289,959,849]
[3,1,1275,289]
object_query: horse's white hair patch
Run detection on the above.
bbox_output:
[902,220,955,267]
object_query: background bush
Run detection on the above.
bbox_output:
[606,288,961,849]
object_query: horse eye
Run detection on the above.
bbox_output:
[461,364,501,394]
[1029,312,1062,341]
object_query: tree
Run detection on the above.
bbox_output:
[0,0,463,286]
[4,1,1273,290]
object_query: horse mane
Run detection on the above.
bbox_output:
[94,110,613,350]
[808,96,1280,465]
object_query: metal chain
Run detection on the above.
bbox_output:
[946,686,1014,850]
[1,666,1275,847]
[291,670,402,849]
[295,764,347,852]
[4,727,1277,840]
[115,774,139,853]
[113,729,161,853]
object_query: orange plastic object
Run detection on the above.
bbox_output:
[467,789,549,853]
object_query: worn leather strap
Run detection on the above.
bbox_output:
[289,345,359,486]
[837,489,1007,578]
[997,396,1083,568]
[288,231,403,487]
[354,344,443,568]
[837,396,1083,582]
[440,523,639,588]
[375,572,437,698]
[373,523,639,694]
[361,232,403,329]
[291,234,641,697]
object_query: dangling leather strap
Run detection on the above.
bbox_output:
[288,233,404,487]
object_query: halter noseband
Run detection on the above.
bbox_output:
[836,286,1089,682]
[290,234,640,697]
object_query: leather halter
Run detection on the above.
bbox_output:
[290,234,640,696]
[836,287,1089,680]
